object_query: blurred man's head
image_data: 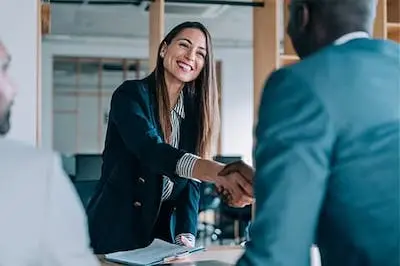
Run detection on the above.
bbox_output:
[287,0,377,58]
[0,40,16,135]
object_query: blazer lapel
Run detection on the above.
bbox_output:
[146,72,198,154]
[146,72,165,141]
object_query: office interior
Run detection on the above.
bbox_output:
[45,0,259,246]
[1,0,399,260]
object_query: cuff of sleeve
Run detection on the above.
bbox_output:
[175,233,196,247]
[176,153,201,183]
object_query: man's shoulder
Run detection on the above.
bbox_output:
[273,43,358,88]
[0,139,57,175]
[0,138,54,158]
[283,47,337,75]
[290,38,398,71]
[280,38,400,89]
[0,139,62,207]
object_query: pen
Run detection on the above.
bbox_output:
[175,251,190,258]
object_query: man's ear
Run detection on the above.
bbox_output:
[294,3,310,32]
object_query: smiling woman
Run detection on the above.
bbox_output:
[154,22,217,156]
[86,21,253,255]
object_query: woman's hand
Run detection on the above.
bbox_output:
[178,235,195,248]
[192,158,225,183]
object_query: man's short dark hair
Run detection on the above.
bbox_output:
[305,0,377,34]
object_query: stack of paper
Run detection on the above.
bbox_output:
[105,238,204,265]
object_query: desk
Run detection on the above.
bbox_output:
[98,245,243,265]
[98,245,321,266]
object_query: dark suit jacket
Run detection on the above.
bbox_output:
[86,72,201,254]
[238,39,400,266]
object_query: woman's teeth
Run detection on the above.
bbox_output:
[178,62,192,71]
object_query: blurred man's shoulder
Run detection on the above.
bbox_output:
[0,138,57,173]
[0,139,62,205]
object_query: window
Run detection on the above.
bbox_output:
[52,56,222,155]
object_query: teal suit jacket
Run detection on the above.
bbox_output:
[238,39,400,266]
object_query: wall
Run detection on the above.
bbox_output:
[52,59,131,155]
[0,0,40,145]
[217,49,253,164]
[42,36,254,164]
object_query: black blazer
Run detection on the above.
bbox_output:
[86,72,201,254]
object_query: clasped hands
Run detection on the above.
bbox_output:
[215,160,255,208]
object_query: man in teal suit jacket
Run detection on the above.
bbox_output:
[236,0,400,265]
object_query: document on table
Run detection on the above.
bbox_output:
[105,238,205,265]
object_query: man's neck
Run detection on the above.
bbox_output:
[333,31,370,45]
[313,29,370,55]
[321,24,370,45]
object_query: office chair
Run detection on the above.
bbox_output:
[219,204,252,244]
[197,182,221,245]
[60,153,76,181]
[73,154,102,208]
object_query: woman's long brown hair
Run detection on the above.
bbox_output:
[154,21,220,159]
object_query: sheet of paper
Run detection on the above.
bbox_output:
[105,238,204,265]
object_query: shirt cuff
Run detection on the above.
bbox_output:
[176,153,201,183]
[175,233,196,247]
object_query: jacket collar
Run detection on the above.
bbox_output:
[334,31,370,46]
[145,71,198,153]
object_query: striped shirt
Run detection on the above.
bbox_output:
[161,91,200,247]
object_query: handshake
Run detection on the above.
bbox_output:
[215,160,255,208]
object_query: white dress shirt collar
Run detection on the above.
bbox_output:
[172,91,185,119]
[333,31,370,45]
